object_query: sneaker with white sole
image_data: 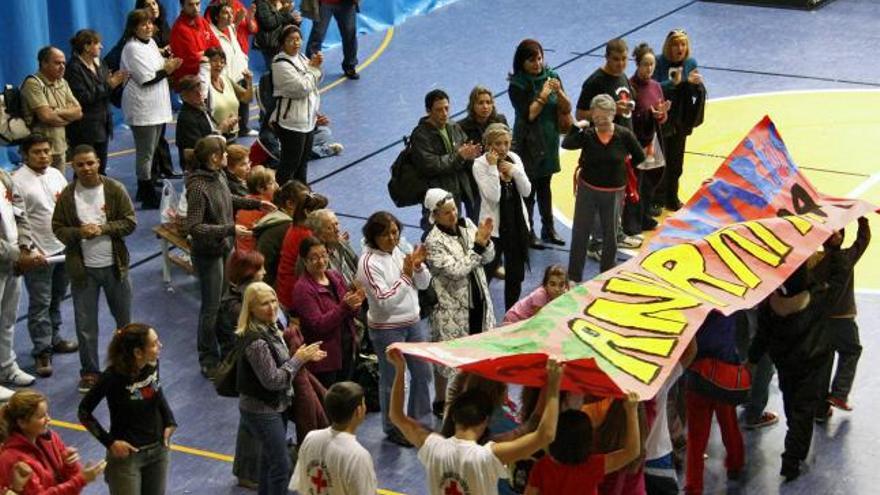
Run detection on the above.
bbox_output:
[0,385,12,402]
[617,235,643,249]
[2,368,35,387]
[328,143,345,155]
[586,248,601,262]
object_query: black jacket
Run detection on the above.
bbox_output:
[255,0,300,57]
[64,55,113,145]
[175,102,215,169]
[410,117,474,205]
[457,113,508,146]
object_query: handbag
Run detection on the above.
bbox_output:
[688,358,752,404]
[417,281,438,320]
[636,133,666,170]
[624,157,640,204]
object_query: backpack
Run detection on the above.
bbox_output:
[214,331,270,397]
[0,81,34,146]
[387,135,428,208]
[103,37,126,108]
[259,58,298,130]
[351,352,381,412]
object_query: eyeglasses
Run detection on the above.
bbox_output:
[306,253,329,263]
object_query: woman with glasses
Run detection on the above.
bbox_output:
[653,29,706,212]
[355,211,433,447]
[290,236,364,388]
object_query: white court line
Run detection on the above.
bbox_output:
[847,172,880,198]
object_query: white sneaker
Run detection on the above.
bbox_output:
[3,368,36,387]
[0,386,12,402]
[617,235,643,249]
[586,248,601,262]
[328,143,345,155]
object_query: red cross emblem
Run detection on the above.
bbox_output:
[4,188,11,203]
[444,480,464,495]
[310,467,328,494]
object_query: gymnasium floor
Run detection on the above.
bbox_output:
[11,0,880,493]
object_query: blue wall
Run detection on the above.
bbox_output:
[0,0,458,168]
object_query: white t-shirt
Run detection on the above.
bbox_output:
[418,433,508,495]
[645,363,683,461]
[289,428,377,495]
[74,182,113,268]
[12,165,67,255]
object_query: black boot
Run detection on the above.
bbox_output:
[541,227,565,246]
[139,180,161,210]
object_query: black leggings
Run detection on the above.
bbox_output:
[277,127,314,185]
[657,132,687,206]
[484,235,527,310]
[524,175,554,235]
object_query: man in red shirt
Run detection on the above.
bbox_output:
[170,0,221,86]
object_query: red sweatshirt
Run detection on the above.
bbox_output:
[0,432,86,495]
[170,13,221,85]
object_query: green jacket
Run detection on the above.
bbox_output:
[52,177,136,286]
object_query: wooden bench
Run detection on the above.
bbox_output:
[152,223,193,289]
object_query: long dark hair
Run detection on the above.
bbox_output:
[135,0,170,42]
[107,323,154,377]
[510,39,544,76]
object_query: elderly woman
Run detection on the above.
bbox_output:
[185,137,273,379]
[200,47,253,141]
[423,188,495,411]
[563,94,645,278]
[66,29,127,175]
[120,8,182,208]
[306,209,359,286]
[271,24,323,185]
[472,123,531,310]
[355,211,432,447]
[508,39,571,248]
[291,236,364,388]
[236,282,325,494]
[0,390,106,493]
[653,29,706,212]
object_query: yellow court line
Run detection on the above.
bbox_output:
[50,419,408,494]
[107,27,395,160]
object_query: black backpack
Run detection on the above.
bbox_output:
[0,78,38,146]
[387,135,428,208]
[103,37,126,109]
[214,332,270,397]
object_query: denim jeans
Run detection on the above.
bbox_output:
[240,410,290,495]
[0,271,21,376]
[71,267,131,374]
[23,262,69,356]
[233,417,261,483]
[131,125,164,181]
[569,186,623,279]
[192,253,233,368]
[105,443,169,495]
[369,323,433,434]
[305,0,358,71]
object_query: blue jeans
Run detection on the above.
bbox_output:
[240,410,289,495]
[192,253,234,368]
[71,267,131,374]
[369,323,432,434]
[306,0,358,71]
[105,443,169,495]
[23,261,69,356]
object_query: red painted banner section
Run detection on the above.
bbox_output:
[395,116,878,399]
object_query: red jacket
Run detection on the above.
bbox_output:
[0,432,85,495]
[290,269,358,374]
[169,14,221,85]
[275,225,313,309]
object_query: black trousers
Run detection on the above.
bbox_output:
[525,175,554,235]
[276,126,314,185]
[777,355,833,468]
[484,235,526,310]
[657,132,687,206]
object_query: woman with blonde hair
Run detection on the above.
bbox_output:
[0,390,105,494]
[236,282,325,494]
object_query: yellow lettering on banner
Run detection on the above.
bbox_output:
[585,277,701,334]
[804,212,827,224]
[569,319,677,384]
[780,215,812,235]
[704,221,790,289]
[641,244,747,306]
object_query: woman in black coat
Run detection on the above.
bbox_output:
[66,29,127,175]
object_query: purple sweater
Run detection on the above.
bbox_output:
[629,75,666,146]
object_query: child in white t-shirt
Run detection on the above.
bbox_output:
[289,382,377,495]
[386,348,562,495]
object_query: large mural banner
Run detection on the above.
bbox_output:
[395,116,878,399]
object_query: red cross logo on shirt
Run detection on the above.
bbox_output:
[4,188,11,204]
[310,468,328,494]
[444,480,464,495]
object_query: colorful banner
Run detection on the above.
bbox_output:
[395,116,878,399]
